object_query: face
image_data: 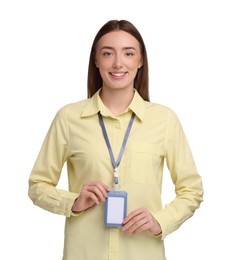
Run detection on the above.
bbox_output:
[95,30,143,92]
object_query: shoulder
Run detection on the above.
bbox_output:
[145,101,178,118]
[55,99,89,120]
[144,102,183,134]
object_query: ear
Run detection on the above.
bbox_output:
[138,58,143,69]
[138,62,143,69]
[94,58,99,68]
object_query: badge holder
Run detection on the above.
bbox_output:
[104,190,127,226]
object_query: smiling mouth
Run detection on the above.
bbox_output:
[110,72,127,77]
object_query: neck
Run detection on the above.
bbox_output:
[100,87,134,116]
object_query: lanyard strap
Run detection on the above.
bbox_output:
[98,112,135,189]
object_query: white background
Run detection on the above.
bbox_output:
[1,0,230,259]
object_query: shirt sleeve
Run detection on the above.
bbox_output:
[28,109,79,217]
[154,110,203,239]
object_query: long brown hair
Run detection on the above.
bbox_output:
[87,20,149,101]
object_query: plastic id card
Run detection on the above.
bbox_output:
[104,190,127,226]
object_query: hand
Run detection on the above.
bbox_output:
[122,208,162,236]
[71,181,110,213]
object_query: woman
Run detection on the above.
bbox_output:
[28,20,203,260]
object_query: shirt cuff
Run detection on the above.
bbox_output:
[61,192,80,217]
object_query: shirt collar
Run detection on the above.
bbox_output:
[81,88,146,122]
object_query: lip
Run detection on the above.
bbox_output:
[109,72,127,79]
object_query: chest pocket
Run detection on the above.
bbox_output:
[131,142,163,184]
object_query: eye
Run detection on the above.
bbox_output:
[102,51,113,56]
[125,52,134,57]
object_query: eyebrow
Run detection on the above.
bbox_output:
[100,46,137,51]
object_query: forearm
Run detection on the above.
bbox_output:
[28,181,79,217]
[154,179,203,239]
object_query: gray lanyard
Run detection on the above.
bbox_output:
[98,112,135,190]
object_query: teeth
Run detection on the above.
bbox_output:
[112,73,125,77]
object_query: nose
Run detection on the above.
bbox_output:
[112,54,123,69]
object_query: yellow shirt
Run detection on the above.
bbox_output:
[28,89,203,260]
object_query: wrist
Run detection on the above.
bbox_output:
[71,199,81,213]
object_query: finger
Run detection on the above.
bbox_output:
[122,210,162,235]
[93,182,110,198]
[122,212,147,233]
[85,190,100,205]
[95,186,107,202]
[86,183,109,202]
[86,181,110,189]
[132,222,151,234]
[122,208,155,233]
[123,208,146,224]
[123,217,148,234]
[86,181,110,194]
